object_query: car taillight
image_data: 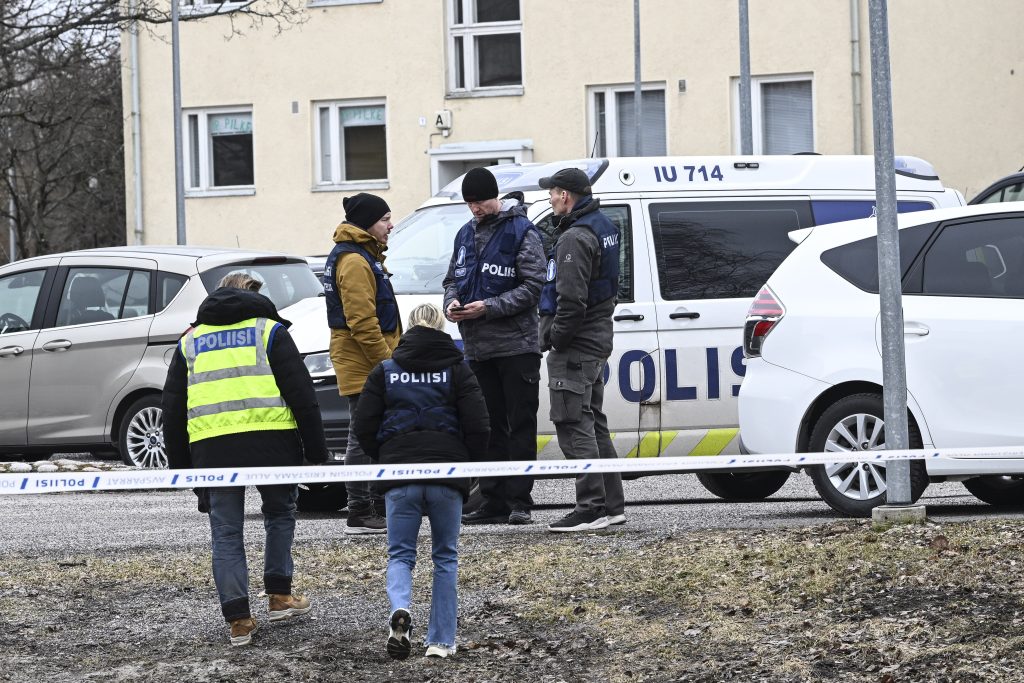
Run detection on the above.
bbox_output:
[743,285,785,358]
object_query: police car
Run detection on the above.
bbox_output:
[385,155,965,501]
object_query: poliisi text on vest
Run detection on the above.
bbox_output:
[388,370,450,384]
[195,328,256,353]
[480,263,516,277]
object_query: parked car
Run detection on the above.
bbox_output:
[968,170,1024,205]
[0,247,349,477]
[738,202,1024,516]
[389,155,964,501]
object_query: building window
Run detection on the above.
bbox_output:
[588,85,667,157]
[733,75,814,154]
[447,0,523,97]
[314,100,388,189]
[184,107,254,194]
[180,0,246,13]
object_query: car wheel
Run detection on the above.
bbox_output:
[963,476,1024,507]
[118,395,167,468]
[807,393,928,518]
[696,471,791,501]
[297,483,348,512]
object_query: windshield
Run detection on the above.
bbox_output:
[200,260,324,310]
[387,204,473,294]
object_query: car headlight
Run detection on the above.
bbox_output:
[303,352,334,378]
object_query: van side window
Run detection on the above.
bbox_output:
[649,200,813,300]
[534,205,634,303]
[811,200,934,226]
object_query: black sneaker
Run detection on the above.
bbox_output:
[387,608,412,660]
[547,509,609,533]
[346,505,387,535]
[461,508,509,525]
[508,508,533,525]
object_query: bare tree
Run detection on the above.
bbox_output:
[0,1,305,103]
[0,0,306,262]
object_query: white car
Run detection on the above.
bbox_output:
[738,202,1024,516]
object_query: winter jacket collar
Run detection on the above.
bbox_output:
[332,221,387,260]
[193,288,291,328]
[555,195,600,231]
[473,198,527,230]
[391,326,464,372]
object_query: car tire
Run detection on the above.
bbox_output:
[807,393,928,518]
[963,476,1024,507]
[118,395,167,469]
[696,471,791,501]
[297,483,348,512]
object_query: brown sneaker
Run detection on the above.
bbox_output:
[229,617,258,646]
[268,593,312,622]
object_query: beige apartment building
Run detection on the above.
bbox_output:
[122,0,1023,254]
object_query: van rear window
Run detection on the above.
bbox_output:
[649,200,812,300]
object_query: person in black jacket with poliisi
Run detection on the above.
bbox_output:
[162,273,329,647]
[351,303,490,660]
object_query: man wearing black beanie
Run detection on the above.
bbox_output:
[442,167,546,526]
[324,192,400,534]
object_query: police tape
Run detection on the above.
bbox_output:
[5,445,1024,495]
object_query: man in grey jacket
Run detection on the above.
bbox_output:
[443,167,546,525]
[538,168,626,533]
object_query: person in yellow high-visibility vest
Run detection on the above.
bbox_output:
[162,273,329,647]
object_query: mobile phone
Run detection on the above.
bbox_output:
[450,305,466,312]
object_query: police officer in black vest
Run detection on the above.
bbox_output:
[538,168,626,533]
[442,167,546,525]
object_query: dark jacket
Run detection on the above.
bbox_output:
[351,325,491,499]
[539,197,617,358]
[162,288,330,470]
[442,198,545,361]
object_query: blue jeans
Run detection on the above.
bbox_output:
[208,485,298,621]
[385,484,462,649]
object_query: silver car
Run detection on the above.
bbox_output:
[0,246,347,468]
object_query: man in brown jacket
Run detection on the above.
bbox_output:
[324,193,402,533]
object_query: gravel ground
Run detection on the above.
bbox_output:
[3,461,1024,682]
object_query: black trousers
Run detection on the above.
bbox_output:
[469,353,541,514]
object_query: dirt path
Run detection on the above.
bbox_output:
[3,518,1024,682]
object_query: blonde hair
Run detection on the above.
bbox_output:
[218,272,262,292]
[407,303,445,331]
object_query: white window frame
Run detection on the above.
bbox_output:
[447,0,524,98]
[426,139,533,195]
[179,0,247,15]
[307,0,381,7]
[586,83,668,157]
[731,73,816,154]
[312,98,389,191]
[182,105,256,198]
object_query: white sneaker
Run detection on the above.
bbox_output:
[425,644,455,658]
[606,514,627,526]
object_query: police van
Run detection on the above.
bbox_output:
[384,155,965,501]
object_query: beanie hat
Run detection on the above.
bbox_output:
[343,193,391,230]
[461,167,499,202]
